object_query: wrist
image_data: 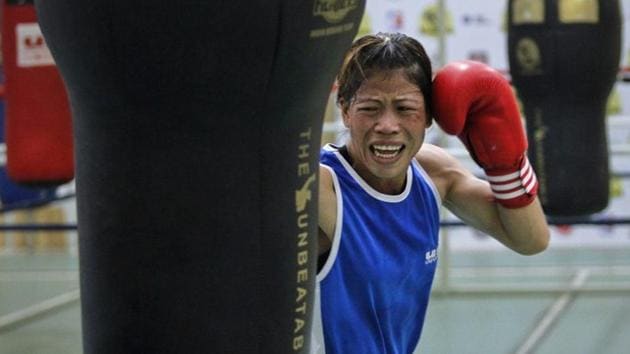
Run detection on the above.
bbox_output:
[485,155,539,208]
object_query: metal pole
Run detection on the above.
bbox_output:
[434,0,452,291]
[436,0,447,68]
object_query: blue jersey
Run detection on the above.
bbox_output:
[311,144,441,354]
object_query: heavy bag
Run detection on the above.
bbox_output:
[507,0,621,216]
[35,1,364,353]
[1,0,73,186]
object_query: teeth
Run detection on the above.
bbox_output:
[372,144,402,158]
[374,150,397,158]
[373,144,401,151]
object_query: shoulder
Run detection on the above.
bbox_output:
[415,143,471,201]
[319,164,336,211]
[320,144,337,163]
[318,164,337,244]
[415,143,456,171]
[319,163,334,188]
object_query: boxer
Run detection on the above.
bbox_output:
[312,33,549,354]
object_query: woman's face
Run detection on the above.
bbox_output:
[343,69,428,194]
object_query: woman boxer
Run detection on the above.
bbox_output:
[313,32,549,354]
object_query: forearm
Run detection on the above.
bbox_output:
[495,197,549,255]
[444,178,550,255]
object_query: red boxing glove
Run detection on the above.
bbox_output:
[432,60,538,208]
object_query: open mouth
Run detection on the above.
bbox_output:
[370,144,404,159]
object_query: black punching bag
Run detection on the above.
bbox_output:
[508,0,621,216]
[34,1,364,353]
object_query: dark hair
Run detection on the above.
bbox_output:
[336,32,433,124]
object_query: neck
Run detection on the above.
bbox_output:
[341,145,407,195]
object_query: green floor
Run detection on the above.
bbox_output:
[2,246,630,354]
[420,295,630,354]
[0,252,82,353]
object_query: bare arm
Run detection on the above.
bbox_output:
[318,165,337,256]
[418,144,549,255]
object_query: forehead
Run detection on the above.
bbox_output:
[355,70,422,98]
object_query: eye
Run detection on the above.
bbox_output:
[357,106,379,113]
[397,106,418,113]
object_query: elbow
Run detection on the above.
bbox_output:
[516,230,550,256]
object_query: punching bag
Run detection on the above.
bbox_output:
[35,1,364,353]
[508,0,621,216]
[1,0,73,186]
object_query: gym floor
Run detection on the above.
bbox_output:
[2,229,629,354]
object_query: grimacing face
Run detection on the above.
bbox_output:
[342,70,429,194]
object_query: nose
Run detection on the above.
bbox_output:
[374,108,400,134]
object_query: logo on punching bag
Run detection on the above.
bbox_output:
[295,174,316,213]
[16,23,55,68]
[515,37,542,74]
[313,0,359,24]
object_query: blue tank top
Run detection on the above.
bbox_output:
[311,144,441,354]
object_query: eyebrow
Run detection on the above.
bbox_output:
[396,89,424,101]
[395,96,423,103]
[354,95,423,104]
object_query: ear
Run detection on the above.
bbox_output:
[339,100,351,128]
[341,108,351,128]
